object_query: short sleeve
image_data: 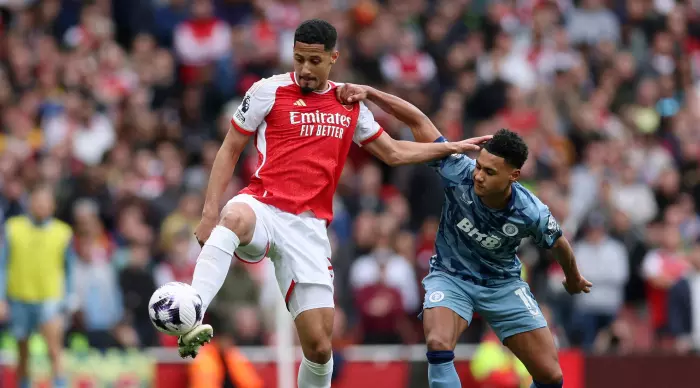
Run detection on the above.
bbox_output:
[231,80,276,136]
[530,206,563,249]
[428,136,475,187]
[352,101,384,146]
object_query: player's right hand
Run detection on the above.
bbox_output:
[453,135,493,153]
[562,274,593,295]
[336,83,368,104]
[194,216,218,247]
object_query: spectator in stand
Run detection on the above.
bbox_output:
[154,228,197,286]
[230,305,264,347]
[610,160,658,226]
[72,235,135,351]
[207,259,260,333]
[668,243,700,354]
[571,212,629,350]
[350,214,420,316]
[608,209,648,306]
[379,28,437,90]
[159,191,203,254]
[496,85,540,137]
[591,316,637,355]
[566,0,620,46]
[346,162,385,216]
[353,263,417,345]
[118,242,158,347]
[152,0,190,47]
[174,0,232,85]
[642,226,690,348]
[477,27,536,93]
[72,199,115,264]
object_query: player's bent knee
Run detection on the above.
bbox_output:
[551,368,564,384]
[535,370,563,385]
[532,359,563,384]
[546,363,563,384]
[219,203,255,243]
[303,337,333,364]
[425,332,454,352]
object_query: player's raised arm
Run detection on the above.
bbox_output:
[361,130,488,166]
[341,84,442,143]
[339,84,489,186]
[345,90,489,166]
[338,84,491,145]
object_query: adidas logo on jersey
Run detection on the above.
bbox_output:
[457,218,503,249]
[293,99,307,107]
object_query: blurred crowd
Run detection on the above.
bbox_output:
[2,0,700,358]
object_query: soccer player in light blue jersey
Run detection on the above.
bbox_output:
[337,84,592,388]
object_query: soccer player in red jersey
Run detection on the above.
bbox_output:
[176,19,490,387]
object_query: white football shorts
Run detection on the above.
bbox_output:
[225,194,335,319]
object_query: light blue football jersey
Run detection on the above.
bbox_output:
[428,141,562,282]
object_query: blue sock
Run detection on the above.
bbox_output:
[427,351,461,388]
[531,379,563,388]
[19,378,30,388]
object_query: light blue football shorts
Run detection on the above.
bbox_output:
[8,299,63,340]
[420,269,547,342]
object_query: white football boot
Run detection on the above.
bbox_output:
[177,324,214,359]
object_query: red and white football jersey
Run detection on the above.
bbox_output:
[230,72,384,223]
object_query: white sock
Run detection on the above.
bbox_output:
[297,355,333,388]
[191,225,240,312]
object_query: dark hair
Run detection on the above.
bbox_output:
[484,128,529,169]
[294,19,337,51]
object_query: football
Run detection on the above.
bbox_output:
[148,282,203,336]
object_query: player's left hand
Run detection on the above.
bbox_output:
[195,215,218,247]
[562,274,592,295]
[453,135,493,153]
[336,83,368,104]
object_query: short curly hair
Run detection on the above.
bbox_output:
[294,19,337,51]
[483,129,529,169]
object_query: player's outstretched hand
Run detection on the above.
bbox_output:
[562,275,592,295]
[453,135,493,153]
[194,216,218,247]
[336,83,368,104]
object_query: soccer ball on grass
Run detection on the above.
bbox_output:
[148,282,203,336]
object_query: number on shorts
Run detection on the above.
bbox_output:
[514,287,540,316]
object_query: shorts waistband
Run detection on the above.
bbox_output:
[430,266,516,287]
